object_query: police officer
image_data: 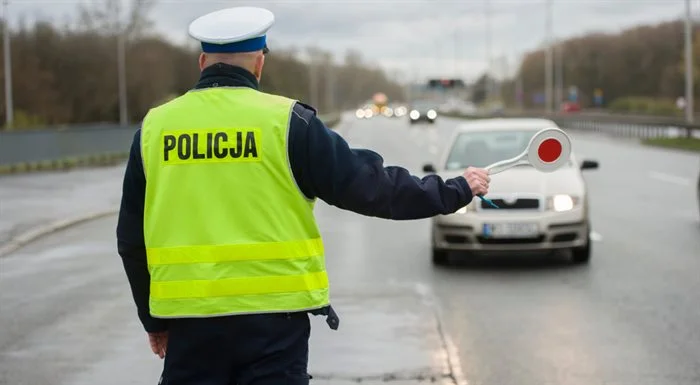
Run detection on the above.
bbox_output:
[116,6,490,385]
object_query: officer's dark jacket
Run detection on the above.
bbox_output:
[117,63,473,332]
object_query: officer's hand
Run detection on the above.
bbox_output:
[463,167,490,196]
[148,331,169,359]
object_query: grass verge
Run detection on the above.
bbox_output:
[642,137,700,153]
[0,152,130,176]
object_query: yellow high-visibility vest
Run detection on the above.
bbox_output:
[140,87,329,318]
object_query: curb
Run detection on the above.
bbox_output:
[0,116,344,250]
[0,208,119,258]
[0,152,130,176]
[432,306,468,385]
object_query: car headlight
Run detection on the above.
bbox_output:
[355,109,366,119]
[426,109,437,119]
[409,110,420,119]
[547,194,580,212]
[364,108,373,117]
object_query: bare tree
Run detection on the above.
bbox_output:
[0,1,406,129]
[77,0,155,38]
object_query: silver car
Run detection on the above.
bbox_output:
[423,118,599,265]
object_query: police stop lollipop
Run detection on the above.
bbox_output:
[477,127,572,208]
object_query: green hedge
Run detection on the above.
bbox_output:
[608,97,682,117]
[642,137,700,152]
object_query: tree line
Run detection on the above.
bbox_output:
[481,19,699,115]
[0,0,405,129]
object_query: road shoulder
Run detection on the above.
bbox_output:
[309,289,465,385]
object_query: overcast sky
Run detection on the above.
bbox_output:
[4,0,696,82]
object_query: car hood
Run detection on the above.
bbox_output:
[437,165,585,196]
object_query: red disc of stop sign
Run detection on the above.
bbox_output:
[538,138,563,163]
[526,128,571,172]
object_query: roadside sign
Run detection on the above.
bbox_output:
[593,88,603,106]
[532,92,545,105]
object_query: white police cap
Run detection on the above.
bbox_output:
[188,7,274,54]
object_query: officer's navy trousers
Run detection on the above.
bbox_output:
[158,312,311,385]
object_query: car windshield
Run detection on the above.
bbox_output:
[445,129,555,170]
[411,101,435,110]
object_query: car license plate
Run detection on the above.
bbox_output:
[483,223,538,238]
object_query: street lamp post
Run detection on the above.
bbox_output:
[485,0,492,101]
[3,0,13,129]
[453,29,459,78]
[544,0,553,113]
[324,57,335,112]
[555,41,564,111]
[116,0,128,126]
[684,0,694,124]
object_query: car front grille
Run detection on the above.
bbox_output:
[480,198,540,210]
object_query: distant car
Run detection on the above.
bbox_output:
[423,118,599,265]
[408,100,438,124]
[561,102,581,113]
[355,104,376,119]
[391,104,407,118]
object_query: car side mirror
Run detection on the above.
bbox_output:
[423,163,436,173]
[580,160,599,170]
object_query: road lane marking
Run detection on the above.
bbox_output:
[649,171,691,186]
[590,231,603,242]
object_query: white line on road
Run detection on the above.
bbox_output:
[649,171,691,186]
[590,231,603,242]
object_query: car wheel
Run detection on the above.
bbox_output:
[432,248,449,265]
[571,233,591,264]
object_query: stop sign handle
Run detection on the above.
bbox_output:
[485,151,529,175]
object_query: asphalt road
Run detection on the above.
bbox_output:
[335,115,700,385]
[1,114,699,385]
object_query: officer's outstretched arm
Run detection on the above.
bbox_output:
[288,105,473,220]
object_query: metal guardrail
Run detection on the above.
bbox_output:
[443,111,700,140]
[0,114,341,174]
[0,123,138,166]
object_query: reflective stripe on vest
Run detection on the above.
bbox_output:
[140,87,329,318]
